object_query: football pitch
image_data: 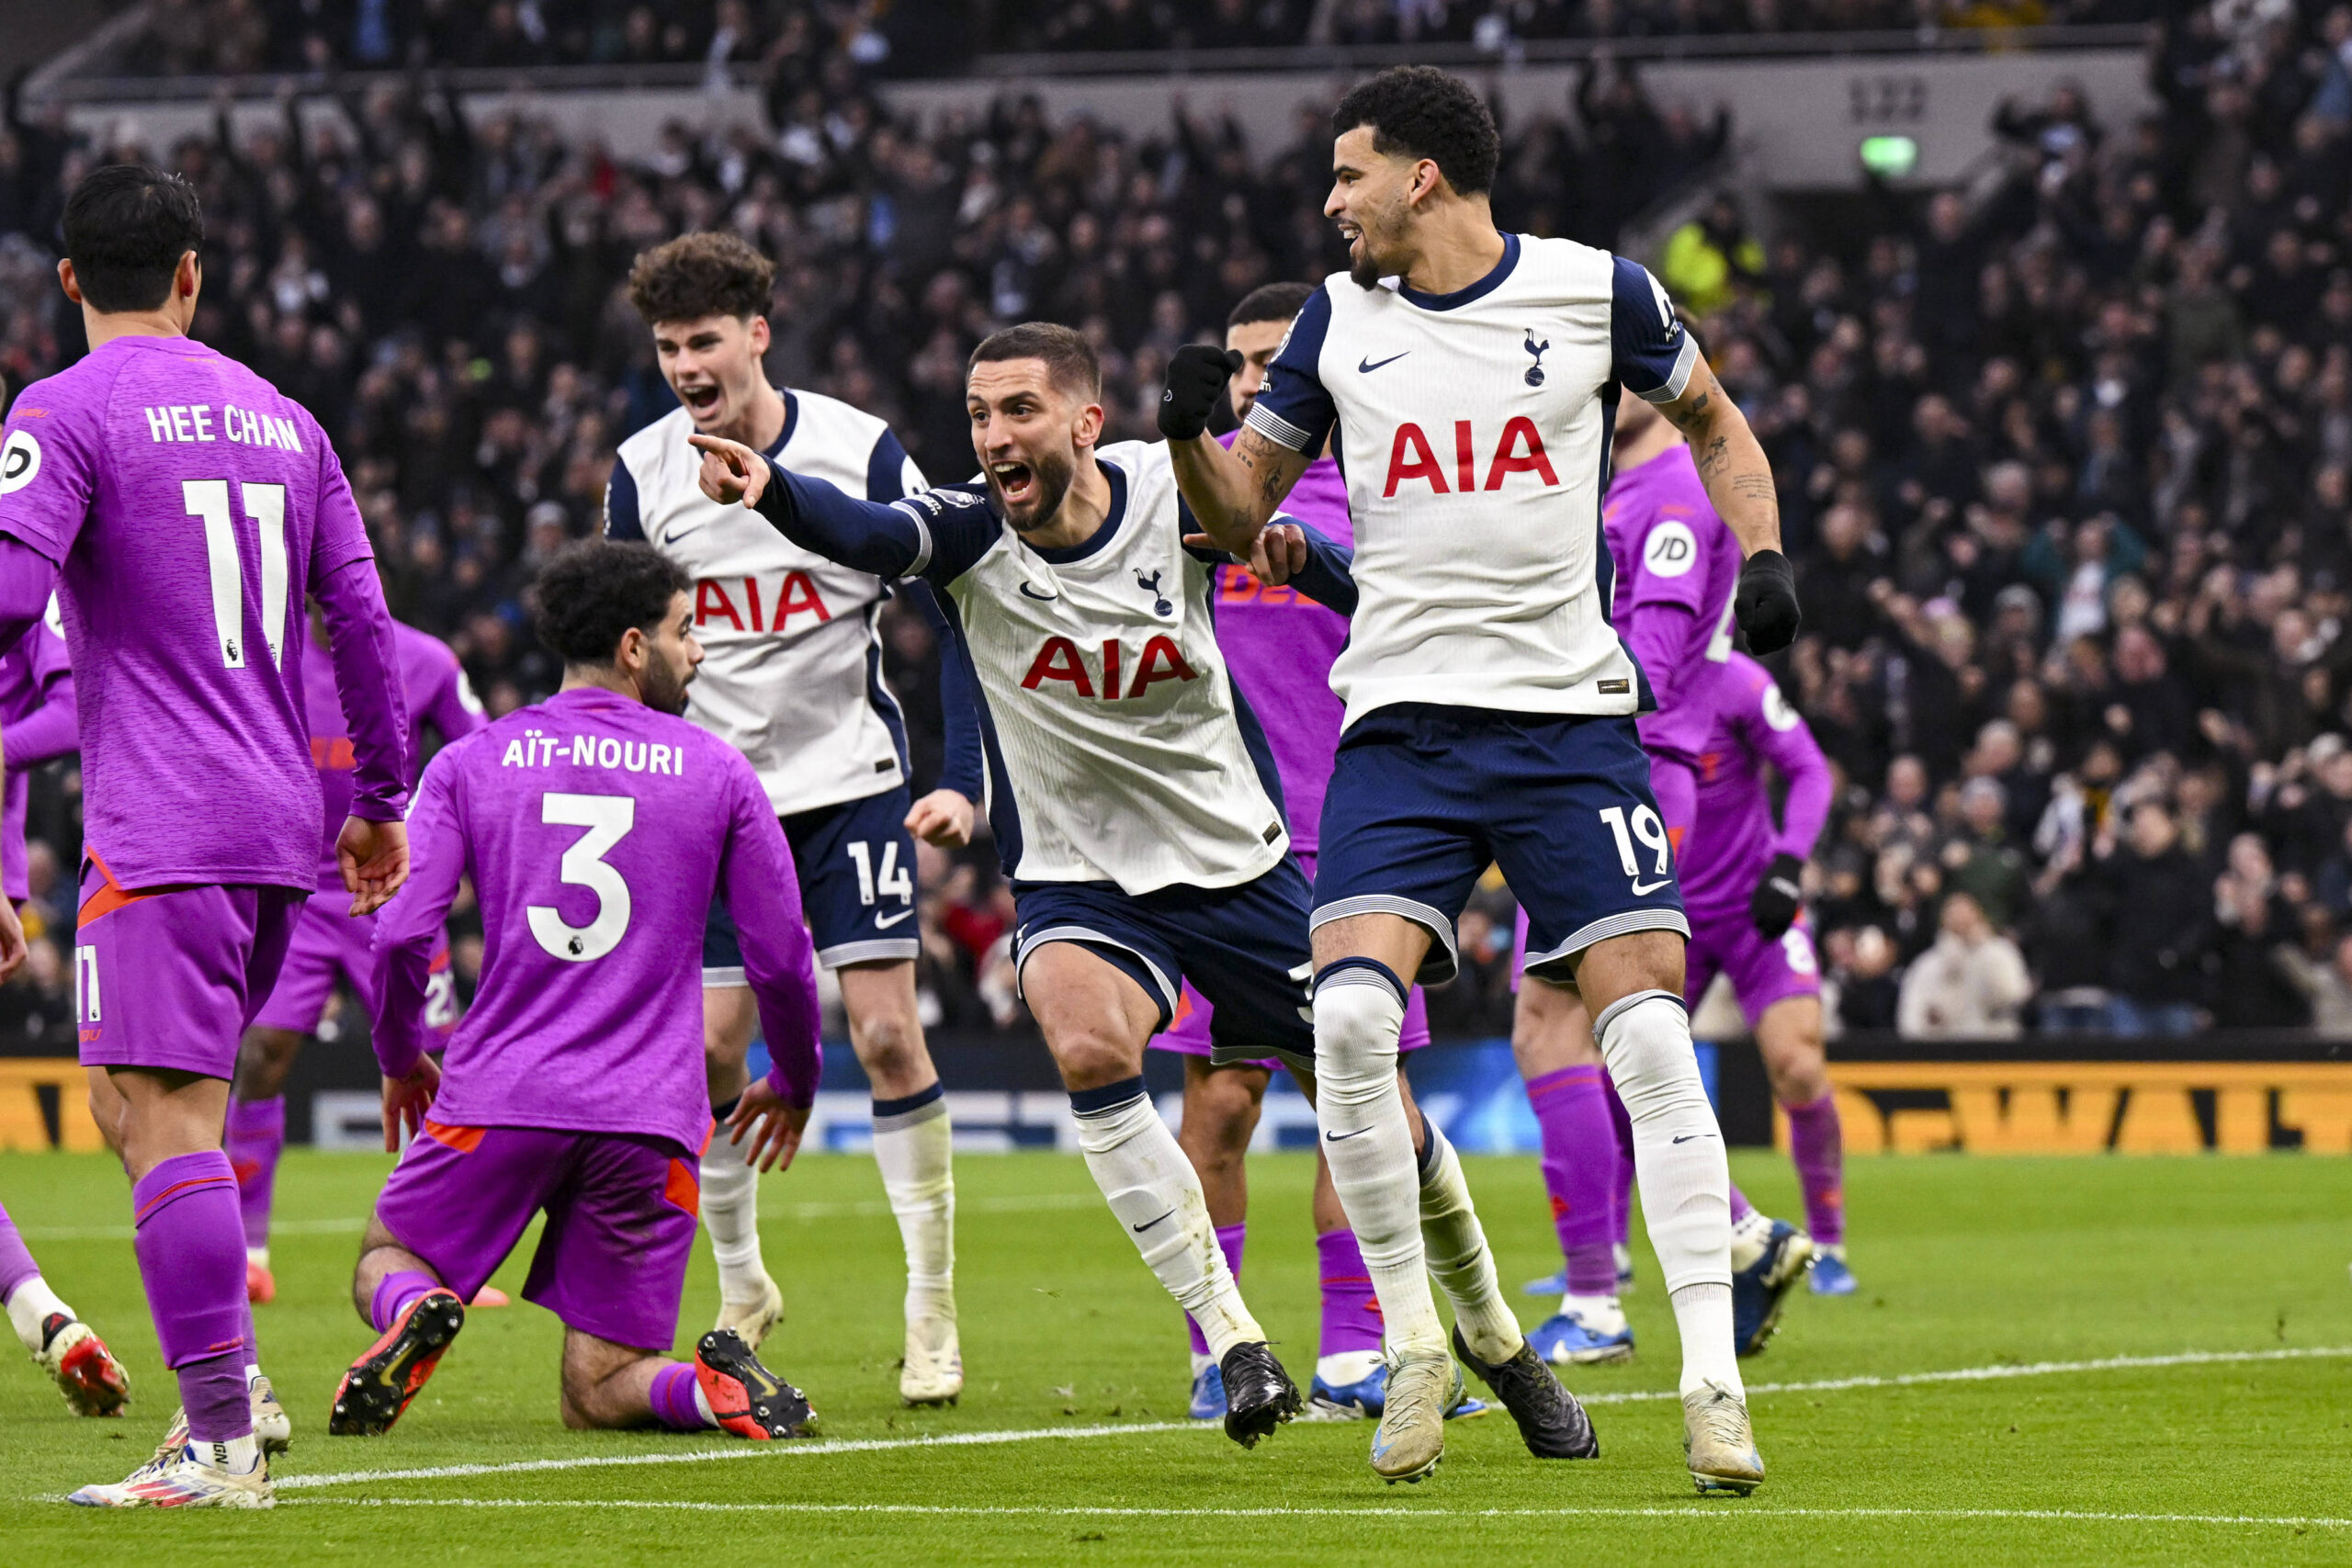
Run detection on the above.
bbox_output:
[2,1146,2347,1565]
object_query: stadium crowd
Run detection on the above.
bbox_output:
[4,0,2352,1043]
[106,0,2156,79]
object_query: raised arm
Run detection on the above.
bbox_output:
[1160,290,1332,558]
[692,434,935,580]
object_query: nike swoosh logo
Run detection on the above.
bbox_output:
[874,909,914,930]
[1018,582,1059,601]
[1357,352,1409,374]
[1672,1133,1708,1144]
[662,523,707,547]
[1132,1211,1174,1233]
[1324,1127,1372,1142]
[1631,879,1672,895]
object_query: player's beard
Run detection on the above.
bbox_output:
[640,656,694,716]
[1347,202,1404,291]
[996,446,1077,535]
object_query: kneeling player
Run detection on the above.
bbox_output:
[332,542,822,1442]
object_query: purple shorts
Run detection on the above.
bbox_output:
[74,855,306,1080]
[1686,906,1821,1024]
[1151,848,1432,1069]
[375,1122,702,1352]
[250,896,458,1038]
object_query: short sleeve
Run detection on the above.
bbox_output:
[603,456,644,540]
[307,431,377,590]
[0,396,99,565]
[866,426,924,502]
[1241,288,1337,455]
[1611,256,1701,404]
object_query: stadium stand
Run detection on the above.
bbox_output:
[4,3,2352,1043]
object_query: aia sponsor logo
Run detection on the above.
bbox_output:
[1383,417,1558,498]
[694,572,831,632]
[1020,635,1198,700]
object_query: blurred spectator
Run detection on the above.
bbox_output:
[2091,798,2212,1035]
[1896,892,2032,1037]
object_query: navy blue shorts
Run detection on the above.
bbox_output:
[705,784,919,980]
[1314,705,1688,987]
[1012,857,1317,1073]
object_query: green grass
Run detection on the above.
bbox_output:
[3,1147,2349,1564]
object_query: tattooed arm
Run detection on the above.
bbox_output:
[1168,427,1313,563]
[1653,355,1783,561]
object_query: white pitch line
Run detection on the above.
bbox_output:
[273,1344,2350,1493]
[18,1191,1100,1242]
[273,1421,1205,1491]
[283,1498,2352,1530]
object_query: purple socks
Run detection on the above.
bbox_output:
[369,1269,442,1334]
[1786,1092,1846,1246]
[1183,1224,1247,1358]
[649,1359,714,1430]
[1526,1066,1621,1296]
[224,1096,286,1254]
[1603,1073,1635,1252]
[130,1152,251,1442]
[0,1198,40,1303]
[1315,1228,1384,1358]
[1729,1182,1756,1226]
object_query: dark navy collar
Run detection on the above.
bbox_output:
[1026,458,1128,565]
[1396,231,1520,311]
[764,389,798,459]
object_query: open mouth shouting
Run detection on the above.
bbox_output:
[678,381,724,420]
[989,459,1036,509]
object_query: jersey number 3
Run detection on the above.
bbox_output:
[528,792,636,962]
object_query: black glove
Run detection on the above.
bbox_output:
[1750,852,1804,939]
[1735,548,1801,654]
[1159,345,1242,441]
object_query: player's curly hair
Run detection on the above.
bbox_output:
[531,540,694,666]
[1331,66,1499,197]
[627,231,775,326]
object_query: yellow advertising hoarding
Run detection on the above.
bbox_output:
[1779,1062,2352,1155]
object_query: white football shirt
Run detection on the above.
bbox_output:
[606,390,924,817]
[1246,234,1699,730]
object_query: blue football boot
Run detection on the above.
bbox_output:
[1730,1218,1815,1357]
[1808,1248,1858,1296]
[1526,1309,1634,1366]
[1521,1267,1568,1297]
[1303,1358,1490,1422]
[1187,1360,1227,1421]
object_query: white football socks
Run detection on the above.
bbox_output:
[1415,1117,1521,1365]
[870,1091,956,1330]
[1312,964,1447,1362]
[1071,1083,1264,1359]
[1561,1292,1628,1335]
[1595,988,1742,1398]
[697,1143,768,1306]
[6,1275,68,1353]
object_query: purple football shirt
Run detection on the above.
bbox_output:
[1603,442,1744,766]
[372,686,823,1154]
[0,334,408,888]
[1678,650,1833,916]
[0,618,73,901]
[302,618,485,891]
[1211,441,1352,851]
